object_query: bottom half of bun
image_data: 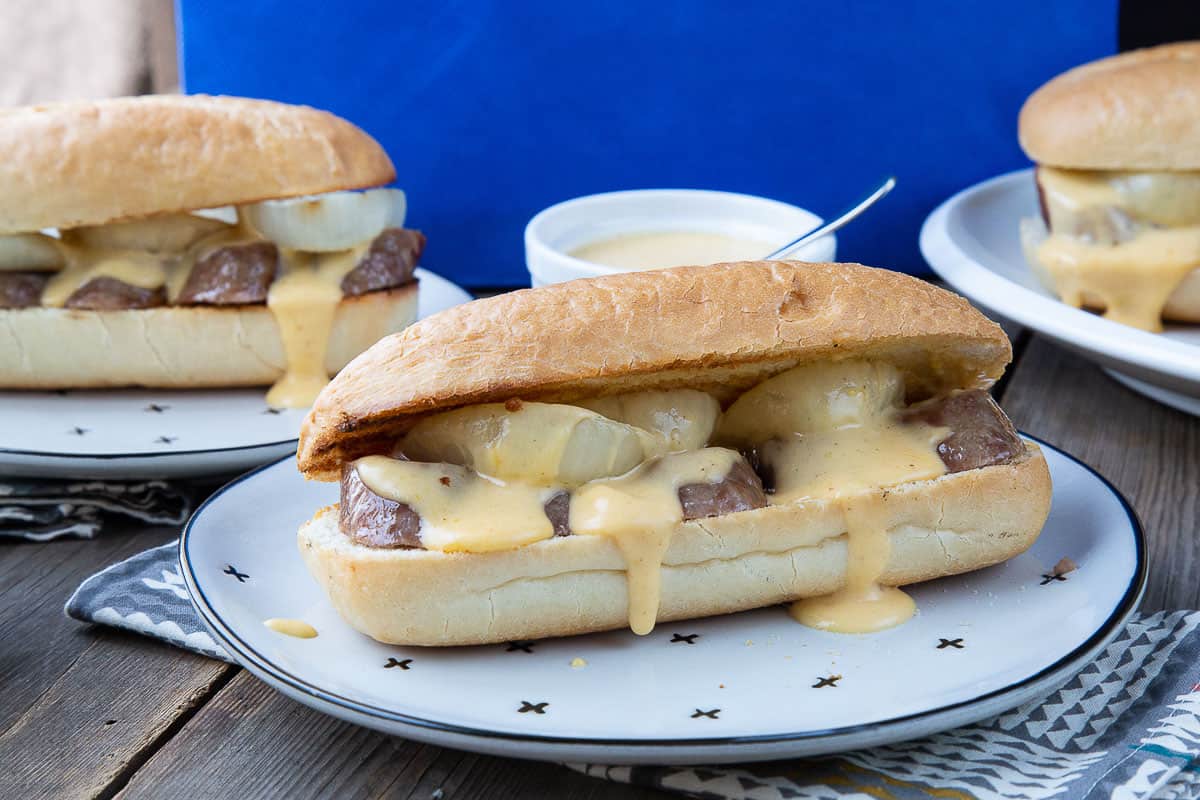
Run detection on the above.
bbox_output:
[298,443,1052,646]
[0,284,418,389]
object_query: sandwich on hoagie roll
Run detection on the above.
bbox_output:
[0,95,424,407]
[1020,42,1200,332]
[297,261,1052,645]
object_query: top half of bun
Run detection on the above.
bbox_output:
[297,261,1011,480]
[1019,41,1200,170]
[0,95,395,235]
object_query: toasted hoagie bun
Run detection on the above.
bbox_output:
[0,96,422,404]
[297,261,1051,645]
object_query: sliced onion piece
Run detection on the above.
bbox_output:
[576,389,721,452]
[191,206,239,224]
[61,213,232,254]
[0,233,65,270]
[240,188,406,252]
[400,401,658,487]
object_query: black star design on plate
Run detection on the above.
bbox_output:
[691,708,720,719]
[937,638,965,650]
[144,403,170,413]
[155,436,177,444]
[69,426,88,436]
[812,675,841,688]
[518,701,548,714]
[384,657,413,670]
[506,641,536,653]
[670,633,699,644]
[263,407,283,415]
[223,565,249,583]
[1041,573,1068,585]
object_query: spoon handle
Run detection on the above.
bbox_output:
[765,176,896,260]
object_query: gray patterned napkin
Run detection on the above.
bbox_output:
[66,543,1200,799]
[1,478,191,540]
[65,539,229,660]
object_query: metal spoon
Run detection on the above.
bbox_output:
[764,176,896,260]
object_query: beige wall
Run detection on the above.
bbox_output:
[0,0,177,105]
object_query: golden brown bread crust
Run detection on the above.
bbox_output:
[0,95,395,234]
[0,283,417,389]
[298,444,1051,646]
[1019,42,1200,169]
[297,261,1011,480]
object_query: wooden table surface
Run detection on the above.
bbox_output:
[2,322,1197,799]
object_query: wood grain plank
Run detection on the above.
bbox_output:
[114,672,672,800]
[0,527,235,799]
[997,337,1200,611]
[0,526,176,732]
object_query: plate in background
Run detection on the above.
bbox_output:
[920,169,1200,412]
[0,269,472,479]
[182,437,1144,765]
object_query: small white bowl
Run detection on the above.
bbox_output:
[524,189,836,286]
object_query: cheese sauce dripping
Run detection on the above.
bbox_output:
[30,210,368,409]
[265,243,368,408]
[717,360,948,633]
[40,248,168,307]
[41,213,236,307]
[569,448,741,635]
[1035,167,1200,331]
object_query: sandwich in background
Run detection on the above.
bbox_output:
[1019,42,1200,332]
[0,95,425,408]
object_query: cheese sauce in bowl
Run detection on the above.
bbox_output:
[525,189,836,285]
[569,231,775,271]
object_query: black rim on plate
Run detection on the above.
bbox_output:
[0,438,299,461]
[180,434,1147,749]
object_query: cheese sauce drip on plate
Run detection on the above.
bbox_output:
[263,618,318,638]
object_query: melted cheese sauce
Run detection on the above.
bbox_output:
[1036,227,1200,331]
[355,364,952,638]
[569,231,775,271]
[263,618,318,638]
[264,244,366,409]
[569,448,741,635]
[789,494,916,633]
[42,216,242,308]
[718,360,947,633]
[763,423,949,505]
[41,248,168,307]
[18,209,373,409]
[355,455,560,552]
[1036,167,1200,331]
[772,421,945,633]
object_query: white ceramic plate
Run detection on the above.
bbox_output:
[920,169,1200,408]
[182,437,1144,765]
[0,269,472,479]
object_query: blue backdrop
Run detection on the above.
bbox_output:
[179,1,1115,287]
